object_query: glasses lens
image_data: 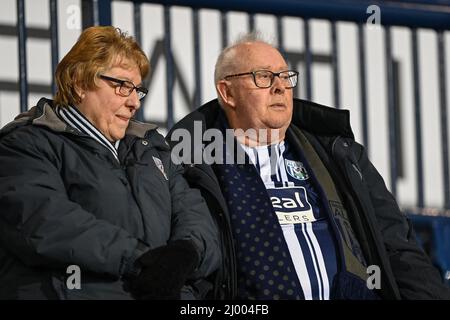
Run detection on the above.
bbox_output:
[137,89,146,100]
[119,81,134,96]
[280,71,298,88]
[254,70,273,88]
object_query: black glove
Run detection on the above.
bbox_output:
[130,239,200,300]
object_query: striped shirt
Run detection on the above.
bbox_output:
[241,139,338,300]
[55,105,120,162]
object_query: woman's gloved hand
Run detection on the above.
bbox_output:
[130,239,200,300]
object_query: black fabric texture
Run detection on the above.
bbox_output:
[131,240,200,300]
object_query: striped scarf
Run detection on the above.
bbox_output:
[55,105,120,162]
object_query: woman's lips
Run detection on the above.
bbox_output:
[116,115,130,122]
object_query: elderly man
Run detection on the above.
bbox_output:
[168,33,450,300]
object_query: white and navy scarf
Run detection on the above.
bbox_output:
[55,105,120,162]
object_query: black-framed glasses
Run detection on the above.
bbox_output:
[224,70,299,89]
[99,74,148,100]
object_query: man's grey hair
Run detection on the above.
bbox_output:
[214,31,275,85]
[214,31,276,107]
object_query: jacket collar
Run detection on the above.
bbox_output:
[170,98,354,139]
[291,99,354,139]
[0,97,158,139]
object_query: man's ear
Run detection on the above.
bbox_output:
[216,80,235,108]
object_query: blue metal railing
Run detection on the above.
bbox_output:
[438,31,450,210]
[385,28,397,197]
[411,29,425,208]
[409,212,450,285]
[331,21,340,109]
[163,6,175,129]
[17,0,27,113]
[357,23,369,149]
[133,2,144,121]
[121,0,450,29]
[192,8,202,109]
[303,18,312,101]
[49,0,59,96]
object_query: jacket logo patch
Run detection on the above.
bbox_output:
[285,159,309,181]
[152,156,168,180]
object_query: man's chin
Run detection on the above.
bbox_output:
[266,120,290,131]
[257,126,288,144]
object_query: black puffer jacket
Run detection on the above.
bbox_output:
[167,98,450,300]
[0,98,220,299]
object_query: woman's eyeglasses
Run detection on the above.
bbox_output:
[99,74,148,100]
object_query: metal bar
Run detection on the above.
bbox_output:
[133,2,142,45]
[133,2,145,122]
[0,25,49,38]
[135,0,450,30]
[0,81,51,94]
[393,61,404,178]
[276,16,284,53]
[193,8,202,108]
[358,23,369,149]
[82,0,96,28]
[248,13,255,32]
[438,31,450,209]
[284,52,331,65]
[277,16,294,96]
[331,20,340,109]
[98,0,112,26]
[412,29,424,207]
[17,0,28,113]
[50,0,59,96]
[303,18,312,100]
[385,27,397,197]
[81,0,110,27]
[220,11,228,49]
[164,6,175,129]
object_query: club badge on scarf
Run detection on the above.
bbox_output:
[152,156,168,180]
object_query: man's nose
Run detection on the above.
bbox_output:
[271,75,285,94]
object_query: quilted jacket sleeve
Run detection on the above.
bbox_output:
[354,142,450,299]
[166,156,221,280]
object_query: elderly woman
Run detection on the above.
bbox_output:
[0,26,220,300]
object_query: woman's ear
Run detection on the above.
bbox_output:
[74,84,85,102]
[216,80,235,108]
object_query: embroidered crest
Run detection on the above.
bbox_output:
[285,159,309,180]
[329,200,366,265]
[152,156,168,180]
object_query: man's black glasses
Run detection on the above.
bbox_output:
[224,70,299,89]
